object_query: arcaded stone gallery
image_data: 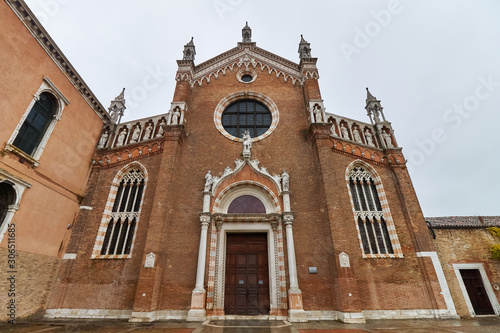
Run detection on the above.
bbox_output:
[1,0,499,323]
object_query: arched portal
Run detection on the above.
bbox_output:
[205,183,287,318]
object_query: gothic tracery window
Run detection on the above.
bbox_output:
[348,167,395,256]
[100,168,145,256]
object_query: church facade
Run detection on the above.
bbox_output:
[44,23,458,322]
[6,0,498,324]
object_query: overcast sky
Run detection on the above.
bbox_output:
[24,0,500,217]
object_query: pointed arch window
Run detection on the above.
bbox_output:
[12,92,58,156]
[5,77,69,166]
[97,168,145,257]
[348,166,401,257]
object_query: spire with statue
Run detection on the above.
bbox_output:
[108,88,126,124]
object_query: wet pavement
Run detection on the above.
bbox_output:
[0,318,499,333]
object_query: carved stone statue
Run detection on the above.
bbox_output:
[371,105,381,123]
[109,106,119,123]
[144,123,153,139]
[313,104,323,123]
[365,129,375,146]
[98,131,109,148]
[383,130,394,148]
[171,107,181,125]
[353,128,362,143]
[130,126,141,143]
[116,129,126,147]
[341,124,349,139]
[281,170,290,191]
[204,170,214,192]
[242,130,252,156]
[156,119,165,137]
[330,123,337,137]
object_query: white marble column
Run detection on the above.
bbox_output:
[187,210,210,321]
[283,212,306,321]
[283,213,299,292]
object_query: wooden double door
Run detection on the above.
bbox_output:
[225,233,270,315]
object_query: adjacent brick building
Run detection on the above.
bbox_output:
[427,216,500,318]
[0,0,110,321]
[2,0,498,324]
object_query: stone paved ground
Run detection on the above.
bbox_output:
[0,318,499,333]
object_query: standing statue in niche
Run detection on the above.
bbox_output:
[340,124,349,139]
[365,129,375,146]
[116,129,126,147]
[242,130,252,156]
[156,119,165,137]
[313,104,324,123]
[371,105,381,123]
[109,106,119,123]
[204,170,214,192]
[143,123,153,139]
[281,170,290,191]
[382,130,394,148]
[98,131,109,148]
[130,126,141,143]
[171,107,181,125]
[352,127,362,143]
[330,123,337,137]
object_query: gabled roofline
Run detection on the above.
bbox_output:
[5,0,111,123]
[194,43,300,73]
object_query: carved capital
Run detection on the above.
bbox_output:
[200,212,211,227]
[283,212,294,226]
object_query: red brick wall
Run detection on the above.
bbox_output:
[433,228,500,317]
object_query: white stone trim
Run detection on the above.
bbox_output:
[44,308,133,319]
[62,253,77,260]
[6,77,70,164]
[416,251,457,313]
[214,223,280,313]
[79,206,93,210]
[453,263,500,316]
[363,309,459,319]
[129,310,189,322]
[0,168,31,244]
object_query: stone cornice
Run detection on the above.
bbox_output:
[212,213,281,223]
[6,0,111,123]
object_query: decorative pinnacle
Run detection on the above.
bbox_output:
[298,34,311,59]
[366,87,377,102]
[116,88,125,101]
[183,37,196,61]
[242,21,252,42]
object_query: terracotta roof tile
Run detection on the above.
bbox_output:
[425,216,500,229]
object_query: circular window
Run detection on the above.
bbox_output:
[236,69,257,84]
[240,74,253,83]
[222,99,271,138]
[214,91,279,142]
